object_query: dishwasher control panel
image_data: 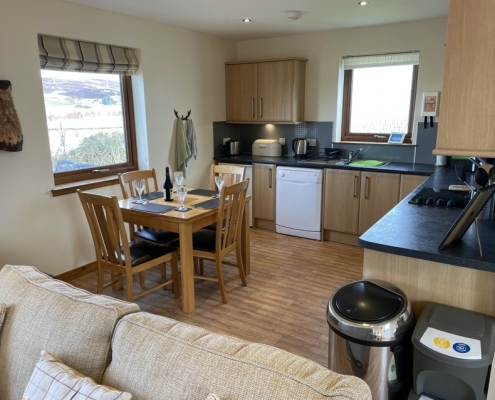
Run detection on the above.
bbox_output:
[276,167,322,183]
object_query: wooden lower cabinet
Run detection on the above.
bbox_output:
[399,174,427,202]
[253,163,276,231]
[324,169,402,245]
[358,171,400,235]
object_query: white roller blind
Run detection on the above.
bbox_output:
[343,51,420,70]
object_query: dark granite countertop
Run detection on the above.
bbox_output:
[359,167,495,273]
[214,154,436,176]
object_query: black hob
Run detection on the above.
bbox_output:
[408,188,471,208]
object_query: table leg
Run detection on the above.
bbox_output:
[241,200,251,276]
[179,223,195,313]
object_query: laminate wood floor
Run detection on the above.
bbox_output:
[69,228,363,367]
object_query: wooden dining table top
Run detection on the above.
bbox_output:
[118,189,251,314]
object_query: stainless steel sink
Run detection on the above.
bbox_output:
[297,158,390,167]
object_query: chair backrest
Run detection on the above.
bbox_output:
[78,190,130,270]
[216,179,249,253]
[210,164,246,191]
[118,169,159,199]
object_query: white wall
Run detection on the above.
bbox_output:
[237,18,447,142]
[0,0,236,274]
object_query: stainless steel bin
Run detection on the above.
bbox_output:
[327,279,415,400]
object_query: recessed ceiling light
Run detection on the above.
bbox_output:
[242,18,252,22]
[358,1,369,5]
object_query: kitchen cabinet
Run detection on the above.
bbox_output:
[434,0,495,158]
[399,174,427,202]
[323,169,400,245]
[253,163,276,231]
[225,58,307,124]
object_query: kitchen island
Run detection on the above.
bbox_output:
[359,166,495,400]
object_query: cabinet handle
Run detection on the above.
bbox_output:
[353,175,358,198]
[269,168,272,188]
[364,176,370,199]
[259,98,263,118]
[252,98,255,118]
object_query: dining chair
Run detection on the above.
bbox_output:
[205,164,246,233]
[77,190,179,302]
[118,169,179,244]
[170,179,249,303]
[210,164,246,190]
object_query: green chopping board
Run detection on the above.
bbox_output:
[349,160,385,167]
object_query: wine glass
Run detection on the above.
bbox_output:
[176,185,188,211]
[173,171,184,194]
[214,174,225,198]
[132,179,146,204]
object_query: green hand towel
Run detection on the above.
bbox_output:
[349,160,384,167]
[175,119,191,178]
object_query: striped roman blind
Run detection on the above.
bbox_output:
[343,51,420,70]
[38,35,139,75]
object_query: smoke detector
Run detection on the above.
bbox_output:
[287,10,302,20]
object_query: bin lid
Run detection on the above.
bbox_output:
[334,280,404,322]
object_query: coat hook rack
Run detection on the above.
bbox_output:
[174,109,191,120]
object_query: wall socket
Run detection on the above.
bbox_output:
[278,138,286,145]
[307,139,317,146]
[223,137,230,145]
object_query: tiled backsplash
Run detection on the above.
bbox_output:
[213,121,438,164]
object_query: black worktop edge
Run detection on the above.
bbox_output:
[214,155,435,176]
[358,167,495,273]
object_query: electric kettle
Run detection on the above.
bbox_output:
[292,139,308,158]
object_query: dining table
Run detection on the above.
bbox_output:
[119,189,251,314]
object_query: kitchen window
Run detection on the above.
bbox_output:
[341,51,419,144]
[38,34,139,185]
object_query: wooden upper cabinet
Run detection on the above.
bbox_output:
[225,58,307,124]
[434,0,495,157]
[225,63,257,122]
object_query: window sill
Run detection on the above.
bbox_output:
[333,141,417,147]
[51,175,119,197]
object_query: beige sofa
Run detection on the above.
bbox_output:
[0,265,371,399]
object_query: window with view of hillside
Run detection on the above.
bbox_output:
[41,70,137,184]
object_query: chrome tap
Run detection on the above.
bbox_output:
[347,148,363,163]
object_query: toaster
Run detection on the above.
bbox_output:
[224,140,242,156]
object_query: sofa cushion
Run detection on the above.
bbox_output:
[0,302,6,332]
[103,312,371,400]
[23,350,132,400]
[0,265,139,400]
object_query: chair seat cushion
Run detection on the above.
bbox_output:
[125,240,176,267]
[169,229,216,253]
[134,227,179,244]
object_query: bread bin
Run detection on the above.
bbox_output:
[252,139,282,157]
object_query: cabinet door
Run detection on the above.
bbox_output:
[358,172,400,235]
[435,0,495,157]
[324,169,361,235]
[399,174,427,202]
[257,61,294,122]
[225,63,257,122]
[253,164,276,221]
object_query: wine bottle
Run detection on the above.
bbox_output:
[164,167,174,201]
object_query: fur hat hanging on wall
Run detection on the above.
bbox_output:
[0,80,23,152]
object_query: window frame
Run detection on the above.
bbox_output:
[49,75,138,186]
[341,65,419,144]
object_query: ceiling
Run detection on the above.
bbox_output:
[63,0,450,41]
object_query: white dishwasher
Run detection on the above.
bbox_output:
[276,167,323,240]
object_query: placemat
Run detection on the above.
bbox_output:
[133,191,163,201]
[131,203,175,213]
[194,198,227,209]
[188,189,217,197]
